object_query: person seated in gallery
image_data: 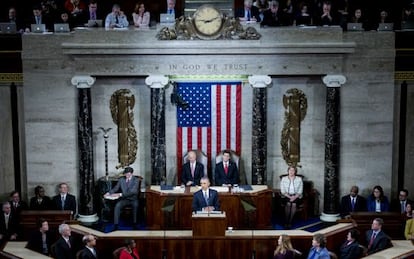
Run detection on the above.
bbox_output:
[273,234,297,259]
[104,4,129,29]
[117,239,141,259]
[26,218,54,256]
[30,185,52,210]
[348,8,368,30]
[316,1,339,26]
[52,182,77,216]
[132,3,150,28]
[192,177,220,212]
[294,3,312,26]
[365,218,392,255]
[339,228,361,259]
[307,233,330,259]
[260,1,282,27]
[366,185,390,212]
[8,190,28,217]
[235,0,262,23]
[340,185,367,218]
[390,188,412,214]
[405,212,414,240]
[181,150,204,186]
[104,167,139,230]
[214,150,239,186]
[280,166,303,228]
[53,223,77,259]
[0,202,20,244]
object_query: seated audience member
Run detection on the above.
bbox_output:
[64,0,86,26]
[404,202,413,219]
[105,4,129,29]
[339,228,361,259]
[390,189,412,213]
[349,8,368,30]
[365,218,391,255]
[378,9,392,24]
[119,239,140,259]
[405,215,414,240]
[214,150,239,186]
[261,1,282,27]
[26,218,54,256]
[56,10,74,30]
[104,167,139,230]
[307,233,330,259]
[273,234,296,259]
[317,1,338,26]
[280,0,294,25]
[52,182,77,216]
[25,4,53,32]
[295,3,312,26]
[280,166,303,228]
[402,4,414,22]
[9,190,28,217]
[86,0,103,21]
[30,185,52,210]
[181,150,204,186]
[54,223,76,259]
[254,0,269,21]
[78,234,99,259]
[6,7,24,32]
[340,185,367,217]
[192,177,220,212]
[0,202,19,244]
[165,0,182,18]
[236,0,262,22]
[366,185,390,212]
[132,3,150,28]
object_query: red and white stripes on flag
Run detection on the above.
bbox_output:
[176,82,242,183]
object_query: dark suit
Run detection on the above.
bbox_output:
[181,162,204,186]
[9,200,28,217]
[79,247,98,259]
[26,230,54,255]
[260,9,282,27]
[340,195,367,217]
[365,230,391,255]
[0,212,19,242]
[192,188,220,212]
[235,6,261,22]
[390,199,413,213]
[30,196,52,210]
[339,240,361,259]
[214,161,239,186]
[54,236,76,259]
[52,193,77,215]
[109,176,139,225]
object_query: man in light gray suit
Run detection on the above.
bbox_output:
[104,167,139,230]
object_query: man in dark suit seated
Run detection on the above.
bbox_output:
[365,218,392,255]
[104,167,139,230]
[52,182,77,216]
[0,202,19,245]
[192,177,220,212]
[26,218,54,256]
[8,190,28,217]
[235,0,261,22]
[181,150,204,186]
[214,150,239,186]
[54,223,76,259]
[340,185,367,218]
[390,189,412,214]
[30,185,52,210]
[78,234,99,259]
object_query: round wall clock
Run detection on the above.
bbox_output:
[192,5,224,39]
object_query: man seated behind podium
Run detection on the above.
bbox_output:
[192,177,220,212]
[340,185,367,218]
[104,167,139,229]
[182,150,204,186]
[214,150,239,186]
[52,182,77,216]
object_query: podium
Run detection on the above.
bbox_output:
[192,212,227,236]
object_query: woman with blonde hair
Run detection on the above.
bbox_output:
[274,234,295,259]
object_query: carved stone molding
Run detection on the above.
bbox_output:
[145,75,169,88]
[248,75,272,88]
[71,76,96,88]
[322,75,346,88]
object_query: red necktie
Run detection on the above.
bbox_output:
[224,163,228,174]
[368,232,376,249]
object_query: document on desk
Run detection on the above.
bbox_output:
[104,195,120,200]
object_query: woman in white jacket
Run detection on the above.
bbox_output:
[280,166,303,228]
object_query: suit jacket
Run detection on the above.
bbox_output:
[30,196,52,210]
[0,212,19,240]
[26,230,54,255]
[109,176,139,201]
[214,161,239,186]
[119,247,140,259]
[79,247,98,259]
[9,200,28,216]
[390,198,413,213]
[52,193,77,215]
[340,195,367,216]
[181,162,204,186]
[339,240,361,259]
[54,236,76,259]
[366,195,390,212]
[192,188,220,212]
[235,6,261,22]
[365,230,391,255]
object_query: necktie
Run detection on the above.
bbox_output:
[368,232,376,249]
[224,163,228,174]
[191,163,195,178]
[35,16,40,24]
[401,202,405,213]
[126,178,130,187]
[91,12,96,20]
[61,196,65,210]
[92,248,96,257]
[115,15,119,24]
[5,215,9,229]
[351,198,355,211]
[247,10,251,21]
[66,239,71,248]
[204,191,209,204]
[169,9,172,14]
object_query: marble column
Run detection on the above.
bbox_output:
[145,75,169,185]
[248,75,272,184]
[320,75,346,222]
[71,75,98,223]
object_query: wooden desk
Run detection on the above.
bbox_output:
[350,212,406,240]
[192,212,227,236]
[146,185,272,230]
[1,242,53,259]
[362,240,414,258]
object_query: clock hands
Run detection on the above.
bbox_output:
[197,16,220,23]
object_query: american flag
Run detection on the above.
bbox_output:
[176,82,242,183]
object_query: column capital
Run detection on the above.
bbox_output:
[71,76,95,89]
[145,75,169,88]
[322,75,346,88]
[248,75,272,88]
